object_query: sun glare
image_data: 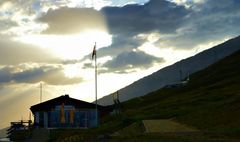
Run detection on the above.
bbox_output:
[15,31,112,60]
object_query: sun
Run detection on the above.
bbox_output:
[15,30,112,60]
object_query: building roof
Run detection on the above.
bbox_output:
[30,95,105,112]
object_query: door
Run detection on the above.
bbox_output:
[79,111,88,128]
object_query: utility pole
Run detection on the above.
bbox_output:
[40,83,42,103]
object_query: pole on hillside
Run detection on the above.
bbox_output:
[40,83,42,103]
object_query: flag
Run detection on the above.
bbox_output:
[92,42,96,60]
[60,103,65,124]
[69,107,75,124]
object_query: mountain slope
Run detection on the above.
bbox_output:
[123,49,240,131]
[98,36,240,105]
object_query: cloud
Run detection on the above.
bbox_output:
[0,38,59,65]
[81,35,148,71]
[96,35,145,58]
[38,7,107,34]
[82,0,188,72]
[171,0,206,7]
[82,63,93,69]
[61,59,81,65]
[100,0,240,52]
[81,0,240,73]
[0,65,83,85]
[1,0,240,79]
[0,67,12,83]
[0,20,18,33]
[154,0,240,49]
[101,0,190,36]
[102,50,164,73]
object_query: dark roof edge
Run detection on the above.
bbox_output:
[30,95,105,112]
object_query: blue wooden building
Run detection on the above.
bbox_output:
[30,95,109,128]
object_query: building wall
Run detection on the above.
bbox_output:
[34,105,97,128]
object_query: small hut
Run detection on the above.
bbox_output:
[30,95,109,128]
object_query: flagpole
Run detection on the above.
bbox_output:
[94,42,98,126]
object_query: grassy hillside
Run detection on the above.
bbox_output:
[123,49,240,125]
[122,50,240,133]
[49,50,240,141]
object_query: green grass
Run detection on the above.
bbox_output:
[117,50,240,140]
[122,50,240,131]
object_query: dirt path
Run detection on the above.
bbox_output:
[142,119,198,133]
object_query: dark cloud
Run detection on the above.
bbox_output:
[82,63,93,69]
[96,35,145,58]
[102,50,164,73]
[81,0,190,72]
[61,59,81,65]
[101,0,190,36]
[87,0,189,73]
[0,67,12,83]
[81,0,240,73]
[0,20,18,32]
[198,0,240,11]
[82,39,162,73]
[38,7,107,34]
[81,33,145,66]
[155,0,240,49]
[82,0,188,73]
[100,0,240,52]
[0,65,82,85]
[13,68,44,83]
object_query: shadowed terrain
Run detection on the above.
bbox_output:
[47,47,240,142]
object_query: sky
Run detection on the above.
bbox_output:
[0,0,240,129]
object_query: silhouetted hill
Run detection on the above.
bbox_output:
[123,49,240,130]
[98,36,240,105]
[0,127,8,138]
